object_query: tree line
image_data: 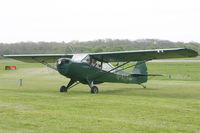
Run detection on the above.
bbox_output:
[0,39,199,55]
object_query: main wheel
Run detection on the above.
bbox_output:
[91,86,99,94]
[60,86,67,92]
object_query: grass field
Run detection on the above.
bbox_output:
[0,59,200,133]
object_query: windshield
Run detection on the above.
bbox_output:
[72,54,88,62]
[81,55,90,64]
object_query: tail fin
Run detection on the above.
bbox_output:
[131,61,148,83]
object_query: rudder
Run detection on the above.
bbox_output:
[131,61,148,83]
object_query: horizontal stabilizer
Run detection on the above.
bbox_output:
[131,74,165,77]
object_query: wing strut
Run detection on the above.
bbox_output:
[116,61,164,77]
[32,58,57,71]
[115,61,145,73]
[94,61,130,80]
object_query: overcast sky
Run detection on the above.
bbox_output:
[0,0,200,43]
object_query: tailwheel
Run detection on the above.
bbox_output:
[91,86,99,94]
[60,86,67,92]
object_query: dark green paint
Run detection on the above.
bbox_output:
[3,48,198,92]
[57,59,148,85]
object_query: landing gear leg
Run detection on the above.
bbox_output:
[60,79,76,93]
[88,81,99,94]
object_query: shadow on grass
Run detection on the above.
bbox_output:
[1,86,199,100]
[0,87,90,96]
[100,87,156,95]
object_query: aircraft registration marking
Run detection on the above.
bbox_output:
[157,49,164,53]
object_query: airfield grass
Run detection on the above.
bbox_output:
[0,59,200,133]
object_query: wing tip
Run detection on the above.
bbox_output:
[184,48,199,57]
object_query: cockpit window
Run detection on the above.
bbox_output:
[102,63,115,72]
[72,54,88,62]
[91,59,101,68]
[82,56,115,71]
[82,55,90,64]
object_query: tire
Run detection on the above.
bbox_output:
[60,86,67,92]
[91,86,99,94]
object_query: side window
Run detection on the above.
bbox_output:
[91,59,102,69]
[82,56,102,69]
[102,63,115,72]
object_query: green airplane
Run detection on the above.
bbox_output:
[4,48,198,94]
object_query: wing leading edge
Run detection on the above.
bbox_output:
[89,48,198,62]
[3,54,73,63]
[3,48,198,63]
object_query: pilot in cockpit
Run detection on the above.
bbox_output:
[91,59,101,68]
[92,59,97,66]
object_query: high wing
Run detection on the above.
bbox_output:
[3,48,198,63]
[89,48,198,62]
[3,54,73,63]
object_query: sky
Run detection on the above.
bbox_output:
[0,0,200,43]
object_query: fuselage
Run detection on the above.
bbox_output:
[56,57,147,85]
